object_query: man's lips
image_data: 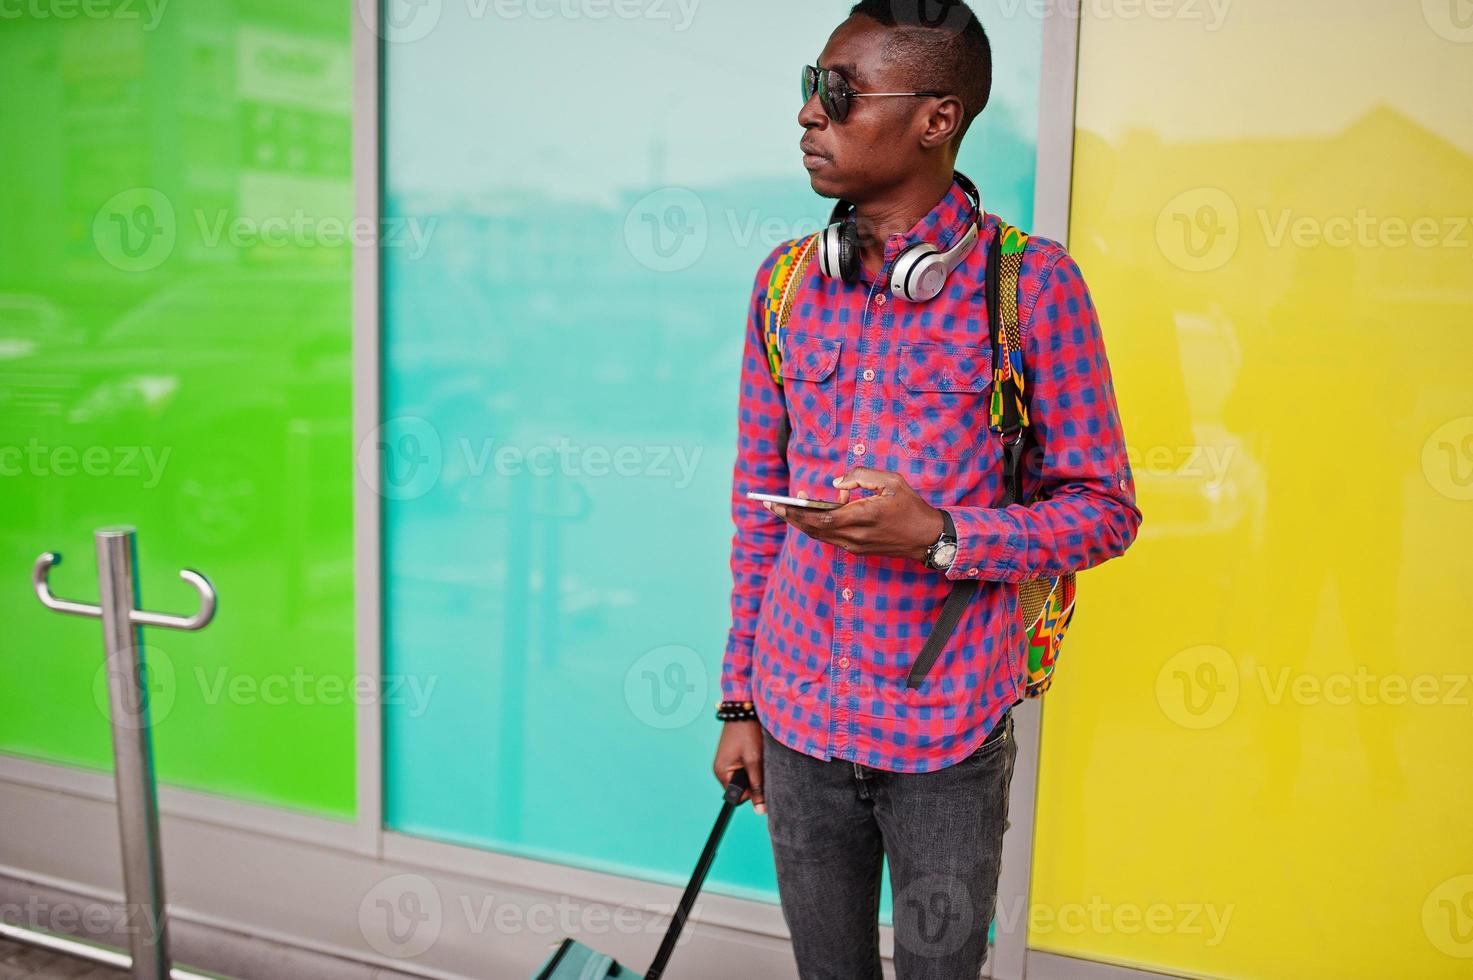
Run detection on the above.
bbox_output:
[801,142,830,167]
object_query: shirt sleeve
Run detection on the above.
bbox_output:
[721,245,792,700]
[944,248,1142,583]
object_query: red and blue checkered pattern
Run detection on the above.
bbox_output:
[723,178,1141,772]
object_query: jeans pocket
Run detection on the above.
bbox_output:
[966,712,1011,762]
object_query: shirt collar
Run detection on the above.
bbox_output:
[854,175,983,286]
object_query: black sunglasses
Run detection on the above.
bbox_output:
[801,64,945,123]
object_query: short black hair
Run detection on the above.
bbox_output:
[845,0,992,147]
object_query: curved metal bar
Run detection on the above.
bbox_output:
[129,569,217,631]
[31,552,102,619]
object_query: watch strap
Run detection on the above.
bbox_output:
[925,509,958,571]
[939,508,956,538]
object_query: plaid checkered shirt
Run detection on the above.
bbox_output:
[721,177,1141,772]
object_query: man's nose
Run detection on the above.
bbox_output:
[798,92,826,130]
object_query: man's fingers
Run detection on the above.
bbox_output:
[714,756,764,813]
[771,501,829,531]
[745,755,766,814]
[736,751,771,813]
[716,759,749,796]
[833,467,895,492]
[764,499,874,553]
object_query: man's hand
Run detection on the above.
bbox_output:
[762,467,946,563]
[713,721,765,814]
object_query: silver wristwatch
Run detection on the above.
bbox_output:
[924,510,958,571]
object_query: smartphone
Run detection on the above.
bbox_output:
[746,491,842,511]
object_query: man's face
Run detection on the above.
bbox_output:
[799,17,929,202]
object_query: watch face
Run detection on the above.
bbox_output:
[932,542,957,568]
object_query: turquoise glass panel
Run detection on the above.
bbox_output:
[382,1,1044,907]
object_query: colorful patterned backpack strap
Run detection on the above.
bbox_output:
[985,220,1080,699]
[988,221,1030,434]
[763,234,820,385]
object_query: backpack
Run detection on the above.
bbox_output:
[760,219,1076,699]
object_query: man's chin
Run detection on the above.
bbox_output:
[804,166,843,198]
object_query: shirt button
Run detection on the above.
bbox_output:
[841,587,854,601]
[875,294,886,306]
[862,368,875,382]
[967,567,979,576]
[853,443,866,457]
[838,657,850,668]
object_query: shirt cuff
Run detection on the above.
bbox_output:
[944,506,1023,582]
[720,633,755,702]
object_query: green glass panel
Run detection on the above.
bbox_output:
[0,1,356,816]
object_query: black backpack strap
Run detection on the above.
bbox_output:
[906,508,975,688]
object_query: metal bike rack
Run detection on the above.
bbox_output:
[28,526,217,980]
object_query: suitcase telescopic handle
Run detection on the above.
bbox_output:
[722,767,751,805]
[645,769,753,980]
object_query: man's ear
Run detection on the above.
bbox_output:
[918,95,966,150]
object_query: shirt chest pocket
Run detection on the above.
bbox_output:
[894,341,993,461]
[779,333,842,446]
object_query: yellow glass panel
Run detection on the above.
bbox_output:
[1030,3,1473,977]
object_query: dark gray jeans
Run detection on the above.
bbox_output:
[761,710,1017,980]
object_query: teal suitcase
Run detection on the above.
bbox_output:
[532,771,750,980]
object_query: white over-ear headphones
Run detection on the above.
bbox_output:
[817,170,983,303]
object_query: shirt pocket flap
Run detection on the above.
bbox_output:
[779,335,842,383]
[899,341,992,393]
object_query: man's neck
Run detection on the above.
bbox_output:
[851,170,955,281]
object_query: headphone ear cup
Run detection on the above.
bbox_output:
[818,220,843,280]
[836,219,860,284]
[891,242,941,302]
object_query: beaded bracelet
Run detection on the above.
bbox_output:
[715,699,757,722]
